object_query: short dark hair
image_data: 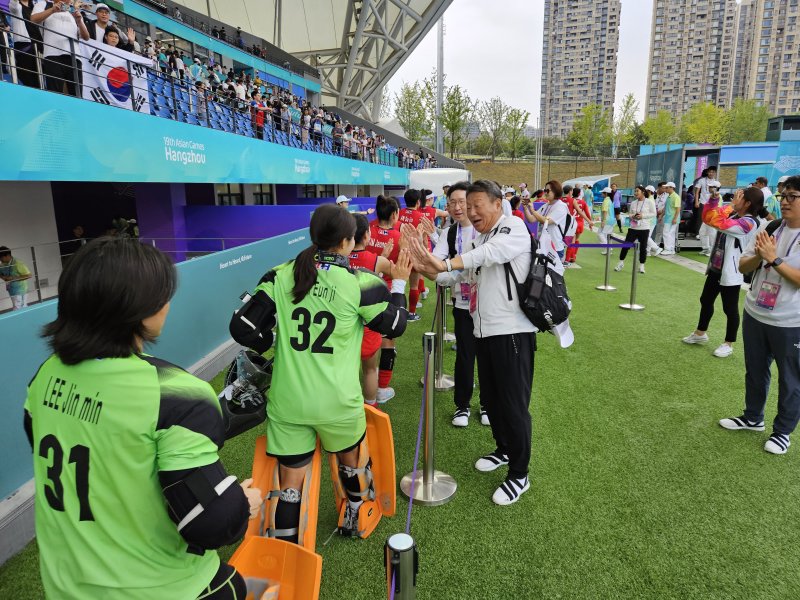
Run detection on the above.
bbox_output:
[375,195,399,221]
[446,180,469,199]
[43,238,177,365]
[466,180,502,200]
[404,188,421,208]
[354,213,370,245]
[783,175,800,192]
[571,187,581,198]
[755,176,768,185]
[707,166,718,172]
[0,246,10,259]
[657,181,667,187]
[510,195,521,210]
[545,180,563,198]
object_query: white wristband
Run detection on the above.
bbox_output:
[444,258,453,272]
[390,279,407,294]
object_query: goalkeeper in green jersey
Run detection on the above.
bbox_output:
[230,204,411,539]
[24,238,263,599]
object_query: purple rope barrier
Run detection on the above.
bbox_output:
[565,243,634,249]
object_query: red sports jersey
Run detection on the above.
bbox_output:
[396,207,422,229]
[512,209,525,221]
[366,222,401,264]
[349,249,383,359]
[417,206,437,223]
[569,198,590,224]
[348,248,379,272]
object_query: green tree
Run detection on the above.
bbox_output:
[478,97,510,162]
[723,98,771,144]
[641,110,678,145]
[505,108,531,163]
[440,85,475,159]
[393,81,431,144]
[473,132,494,157]
[541,136,569,156]
[680,102,725,144]
[566,104,612,156]
[612,93,640,157]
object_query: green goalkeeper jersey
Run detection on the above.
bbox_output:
[24,353,222,599]
[256,255,391,425]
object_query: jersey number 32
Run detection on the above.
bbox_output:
[289,308,336,354]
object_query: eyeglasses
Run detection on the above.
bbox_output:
[544,188,552,193]
[448,199,467,207]
[782,192,800,203]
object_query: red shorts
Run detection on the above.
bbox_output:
[361,328,382,360]
[576,221,585,235]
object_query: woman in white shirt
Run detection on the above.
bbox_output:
[720,175,800,455]
[32,0,89,96]
[524,179,568,259]
[615,185,657,274]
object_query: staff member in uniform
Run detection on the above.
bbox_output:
[430,181,487,427]
[408,180,535,506]
[720,176,800,455]
[24,237,262,599]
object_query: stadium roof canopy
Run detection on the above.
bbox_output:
[174,0,454,119]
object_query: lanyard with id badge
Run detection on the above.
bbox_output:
[756,226,800,311]
[457,224,476,305]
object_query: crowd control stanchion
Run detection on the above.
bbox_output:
[442,287,456,343]
[595,247,617,292]
[619,240,645,311]
[419,286,455,390]
[402,332,457,506]
[385,533,418,600]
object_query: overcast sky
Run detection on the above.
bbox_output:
[388,0,654,123]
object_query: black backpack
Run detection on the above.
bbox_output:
[741,218,782,286]
[504,236,571,333]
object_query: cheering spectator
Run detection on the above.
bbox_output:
[8,0,42,88]
[615,185,656,274]
[31,0,90,97]
[720,176,800,454]
[84,3,133,51]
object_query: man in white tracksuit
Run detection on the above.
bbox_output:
[408,179,536,506]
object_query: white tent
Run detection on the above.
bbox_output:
[409,168,471,191]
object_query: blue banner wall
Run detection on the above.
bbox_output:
[0,83,410,187]
[0,229,308,499]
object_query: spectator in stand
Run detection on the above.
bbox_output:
[211,26,219,39]
[611,182,623,233]
[251,92,268,138]
[0,246,32,310]
[332,120,344,155]
[31,1,90,97]
[8,0,43,88]
[598,187,615,254]
[524,180,568,259]
[661,182,682,255]
[683,185,765,358]
[102,25,120,47]
[615,185,657,274]
[84,4,133,50]
[720,175,800,455]
[168,50,185,80]
[173,7,183,22]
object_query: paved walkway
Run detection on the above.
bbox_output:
[656,252,707,274]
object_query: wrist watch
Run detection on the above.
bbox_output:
[768,257,783,269]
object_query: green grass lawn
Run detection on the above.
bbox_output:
[3,235,799,600]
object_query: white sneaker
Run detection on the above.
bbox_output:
[451,409,470,427]
[614,261,624,272]
[661,251,675,256]
[719,415,765,431]
[491,476,530,506]
[600,250,609,255]
[682,332,709,345]
[765,433,791,455]
[377,387,395,404]
[475,451,509,472]
[420,289,429,300]
[639,265,646,274]
[479,410,490,426]
[416,300,423,308]
[713,343,733,358]
[653,247,663,256]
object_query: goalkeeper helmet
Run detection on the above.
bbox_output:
[218,350,272,439]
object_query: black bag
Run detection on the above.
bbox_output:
[504,237,571,332]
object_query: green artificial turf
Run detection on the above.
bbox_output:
[3,235,799,600]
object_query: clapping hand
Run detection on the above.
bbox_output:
[127,27,136,42]
[418,216,436,238]
[755,230,778,263]
[381,238,394,258]
[389,248,412,282]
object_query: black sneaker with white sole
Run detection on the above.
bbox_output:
[492,475,530,506]
[719,415,765,431]
[474,450,509,472]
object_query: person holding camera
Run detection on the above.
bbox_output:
[31,0,89,96]
[720,175,800,455]
[615,185,656,274]
[407,180,535,506]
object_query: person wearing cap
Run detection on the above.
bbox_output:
[661,182,682,255]
[502,188,514,218]
[519,183,531,202]
[336,195,374,216]
[84,3,133,51]
[615,185,656,274]
[643,185,663,256]
[693,167,718,255]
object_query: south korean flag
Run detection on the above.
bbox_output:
[80,38,153,113]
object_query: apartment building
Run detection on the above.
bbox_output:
[539,0,621,139]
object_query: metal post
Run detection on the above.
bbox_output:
[401,332,457,506]
[596,245,617,291]
[385,534,418,600]
[420,286,454,390]
[30,245,42,305]
[435,18,444,155]
[619,240,645,310]
[442,287,455,342]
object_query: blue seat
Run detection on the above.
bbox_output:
[156,105,173,119]
[185,113,200,125]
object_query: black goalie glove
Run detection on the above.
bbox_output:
[218,350,272,440]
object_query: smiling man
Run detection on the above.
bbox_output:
[408,179,535,506]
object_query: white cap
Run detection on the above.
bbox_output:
[645,185,656,193]
[602,187,612,193]
[442,182,451,188]
[95,3,111,11]
[519,183,527,188]
[425,192,435,200]
[336,195,350,205]
[666,181,676,188]
[779,175,790,184]
[707,180,721,188]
